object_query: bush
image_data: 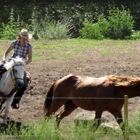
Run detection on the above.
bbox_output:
[0,8,69,40]
[80,19,104,40]
[31,18,69,40]
[80,7,134,40]
[80,15,110,40]
[96,14,110,38]
[0,8,30,40]
[107,7,134,39]
[131,30,140,39]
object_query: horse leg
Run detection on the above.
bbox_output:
[46,99,68,119]
[0,99,6,110]
[109,110,124,131]
[56,109,65,119]
[3,97,13,126]
[94,109,104,130]
[56,100,77,127]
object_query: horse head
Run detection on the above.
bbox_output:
[3,56,26,89]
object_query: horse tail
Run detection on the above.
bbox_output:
[43,83,55,118]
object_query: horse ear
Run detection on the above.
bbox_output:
[4,59,14,70]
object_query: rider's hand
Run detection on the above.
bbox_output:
[2,59,6,63]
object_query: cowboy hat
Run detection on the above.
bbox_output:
[19,29,32,40]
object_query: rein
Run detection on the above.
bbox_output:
[9,64,25,86]
[13,64,25,81]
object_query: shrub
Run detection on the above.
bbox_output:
[131,30,140,39]
[80,7,134,40]
[31,11,71,40]
[96,14,110,38]
[107,7,134,39]
[0,8,30,40]
[80,14,110,40]
[80,19,104,40]
[32,19,68,40]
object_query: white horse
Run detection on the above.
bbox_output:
[0,56,26,126]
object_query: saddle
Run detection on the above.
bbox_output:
[0,62,6,78]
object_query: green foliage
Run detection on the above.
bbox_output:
[0,1,140,39]
[31,6,76,39]
[80,15,109,40]
[131,30,140,39]
[30,2,109,38]
[97,15,110,38]
[0,2,139,40]
[33,20,68,40]
[0,8,30,40]
[20,119,64,140]
[107,7,134,39]
[80,20,104,40]
[80,7,134,40]
[128,111,140,137]
[2,110,140,139]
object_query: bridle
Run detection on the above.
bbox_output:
[10,64,25,85]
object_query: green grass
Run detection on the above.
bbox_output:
[1,113,140,140]
[0,39,139,61]
[31,39,138,61]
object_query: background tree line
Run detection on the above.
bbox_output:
[0,0,140,39]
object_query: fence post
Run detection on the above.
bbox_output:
[124,95,128,140]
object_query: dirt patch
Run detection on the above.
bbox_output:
[1,41,140,128]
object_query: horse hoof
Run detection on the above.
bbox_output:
[0,123,8,128]
[0,123,8,132]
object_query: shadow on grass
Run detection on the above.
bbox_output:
[0,115,29,136]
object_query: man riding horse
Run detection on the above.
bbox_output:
[0,29,33,109]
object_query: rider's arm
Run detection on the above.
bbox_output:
[26,48,32,65]
[2,45,13,62]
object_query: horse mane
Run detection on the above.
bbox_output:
[107,75,140,87]
[4,56,26,70]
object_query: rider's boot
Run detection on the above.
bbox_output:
[11,77,29,109]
